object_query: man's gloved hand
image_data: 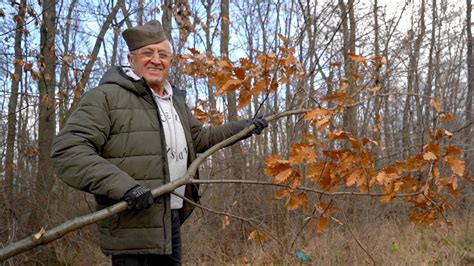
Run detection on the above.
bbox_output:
[249,114,269,135]
[122,185,154,210]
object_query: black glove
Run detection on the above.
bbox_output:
[122,185,154,210]
[249,114,268,135]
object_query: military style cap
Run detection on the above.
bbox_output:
[122,20,168,51]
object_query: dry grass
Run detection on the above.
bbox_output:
[182,210,473,265]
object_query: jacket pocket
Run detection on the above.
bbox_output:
[96,202,120,231]
[116,203,165,229]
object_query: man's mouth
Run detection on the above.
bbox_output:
[148,67,162,71]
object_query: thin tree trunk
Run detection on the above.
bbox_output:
[32,2,61,261]
[340,0,357,137]
[110,23,120,67]
[58,0,78,129]
[221,0,245,245]
[17,76,30,200]
[162,0,172,40]
[137,0,144,25]
[372,0,383,164]
[271,0,281,156]
[37,0,56,214]
[466,0,473,174]
[423,0,436,130]
[402,1,425,156]
[221,0,242,173]
[5,0,26,243]
[257,1,271,157]
[203,0,216,110]
[175,0,192,52]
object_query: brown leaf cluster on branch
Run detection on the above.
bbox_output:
[179,34,304,114]
[193,99,224,126]
[265,81,470,233]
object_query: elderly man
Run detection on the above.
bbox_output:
[51,20,267,265]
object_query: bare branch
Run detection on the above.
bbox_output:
[342,217,376,265]
[192,179,422,198]
[173,192,287,253]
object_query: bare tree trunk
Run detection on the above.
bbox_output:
[137,0,144,25]
[372,0,383,164]
[4,0,26,243]
[110,23,120,67]
[175,0,192,52]
[203,0,216,110]
[257,1,271,157]
[220,0,231,114]
[221,0,241,170]
[58,0,78,129]
[285,0,295,156]
[36,0,57,227]
[271,0,282,156]
[467,0,473,163]
[340,0,357,137]
[220,0,245,246]
[423,0,437,130]
[402,1,425,156]
[17,76,31,200]
[162,0,172,40]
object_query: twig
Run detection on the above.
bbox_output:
[173,193,287,254]
[192,179,422,198]
[289,199,335,249]
[342,218,376,265]
[453,120,474,134]
[421,193,451,226]
[466,204,472,243]
[290,209,316,250]
[348,92,438,108]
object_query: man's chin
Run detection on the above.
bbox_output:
[145,76,164,84]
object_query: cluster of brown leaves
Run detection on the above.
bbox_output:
[11,58,40,81]
[263,53,472,232]
[266,123,469,231]
[179,34,304,117]
[192,99,224,126]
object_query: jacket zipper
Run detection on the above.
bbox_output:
[143,81,170,254]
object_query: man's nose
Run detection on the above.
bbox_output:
[149,56,163,64]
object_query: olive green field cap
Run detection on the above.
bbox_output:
[122,20,168,51]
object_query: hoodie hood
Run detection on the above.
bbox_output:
[99,66,149,96]
[99,66,173,98]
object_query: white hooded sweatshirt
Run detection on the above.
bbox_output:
[125,68,187,209]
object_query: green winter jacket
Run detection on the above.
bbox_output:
[51,66,247,255]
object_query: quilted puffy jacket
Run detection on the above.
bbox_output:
[51,66,248,255]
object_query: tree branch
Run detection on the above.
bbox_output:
[341,217,376,265]
[0,108,309,261]
[191,179,422,198]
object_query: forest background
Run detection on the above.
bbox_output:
[0,0,473,264]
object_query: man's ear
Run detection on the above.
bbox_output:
[127,54,134,67]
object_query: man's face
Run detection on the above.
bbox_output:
[128,41,173,92]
